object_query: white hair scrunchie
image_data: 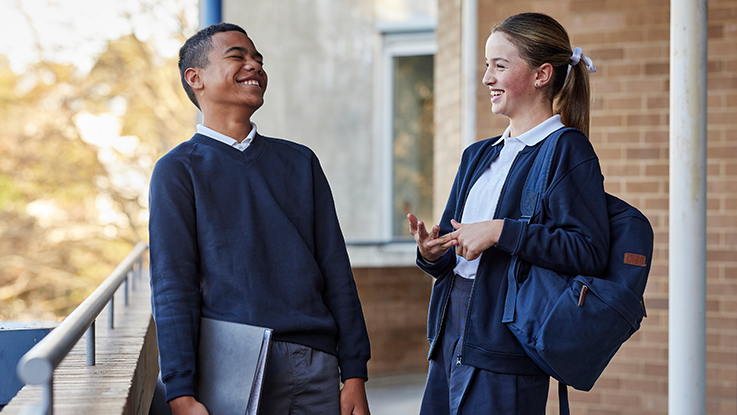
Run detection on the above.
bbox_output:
[566,47,596,81]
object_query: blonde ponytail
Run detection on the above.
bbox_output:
[556,60,592,136]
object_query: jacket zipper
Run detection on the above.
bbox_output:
[436,144,500,362]
[456,150,525,366]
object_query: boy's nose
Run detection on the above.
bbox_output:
[244,59,262,72]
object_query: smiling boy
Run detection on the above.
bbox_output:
[148,23,371,415]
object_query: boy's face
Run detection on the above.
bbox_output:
[197,31,268,113]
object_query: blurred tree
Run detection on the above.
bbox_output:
[0,1,197,321]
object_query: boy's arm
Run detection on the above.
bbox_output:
[149,153,202,402]
[309,155,371,381]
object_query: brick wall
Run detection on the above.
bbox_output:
[705,3,737,414]
[434,0,737,413]
[433,0,464,222]
[353,267,433,376]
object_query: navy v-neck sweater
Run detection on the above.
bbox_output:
[149,133,370,401]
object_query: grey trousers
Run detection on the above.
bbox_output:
[258,341,341,415]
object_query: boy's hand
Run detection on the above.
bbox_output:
[340,378,370,415]
[169,396,209,415]
[408,213,457,262]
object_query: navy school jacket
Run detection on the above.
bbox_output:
[417,129,610,375]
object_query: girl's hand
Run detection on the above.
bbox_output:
[407,213,457,262]
[447,219,504,261]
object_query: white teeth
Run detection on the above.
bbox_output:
[491,91,503,97]
[242,80,260,87]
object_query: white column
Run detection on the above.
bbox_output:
[668,0,708,414]
[461,0,477,149]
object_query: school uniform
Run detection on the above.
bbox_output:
[418,115,609,414]
[149,123,370,411]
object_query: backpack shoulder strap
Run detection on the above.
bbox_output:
[502,126,578,415]
[502,127,572,323]
[519,127,574,220]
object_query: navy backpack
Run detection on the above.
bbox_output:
[501,128,654,414]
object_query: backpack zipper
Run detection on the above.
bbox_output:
[578,284,589,306]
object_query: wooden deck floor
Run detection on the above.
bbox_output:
[2,270,158,415]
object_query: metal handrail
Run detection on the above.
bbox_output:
[16,241,149,415]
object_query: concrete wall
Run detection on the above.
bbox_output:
[224,0,376,241]
[437,0,737,413]
[224,0,434,242]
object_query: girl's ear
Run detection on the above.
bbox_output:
[535,62,554,88]
[184,68,203,90]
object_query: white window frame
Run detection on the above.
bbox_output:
[380,30,437,241]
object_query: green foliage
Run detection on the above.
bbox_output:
[0,13,196,321]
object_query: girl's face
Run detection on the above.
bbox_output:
[482,32,539,121]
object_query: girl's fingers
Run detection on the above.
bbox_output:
[439,239,457,250]
[429,225,440,240]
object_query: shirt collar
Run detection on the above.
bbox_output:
[494,114,565,146]
[196,122,258,149]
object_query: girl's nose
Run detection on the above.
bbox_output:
[482,68,494,86]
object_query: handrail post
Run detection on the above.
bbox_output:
[86,322,95,366]
[108,297,114,329]
[130,264,136,291]
[42,378,53,415]
[124,271,130,306]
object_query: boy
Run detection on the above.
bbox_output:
[149,23,371,415]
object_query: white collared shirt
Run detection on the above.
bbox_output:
[453,115,565,279]
[196,122,258,152]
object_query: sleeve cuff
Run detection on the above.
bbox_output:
[162,372,196,403]
[416,247,438,267]
[339,355,370,382]
[495,218,524,255]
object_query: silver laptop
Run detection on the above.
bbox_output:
[197,317,272,415]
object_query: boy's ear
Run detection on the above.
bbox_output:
[184,68,204,90]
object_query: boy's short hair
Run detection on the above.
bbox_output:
[178,22,248,109]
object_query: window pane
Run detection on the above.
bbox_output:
[392,54,434,238]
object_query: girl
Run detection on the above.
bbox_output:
[408,12,609,414]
